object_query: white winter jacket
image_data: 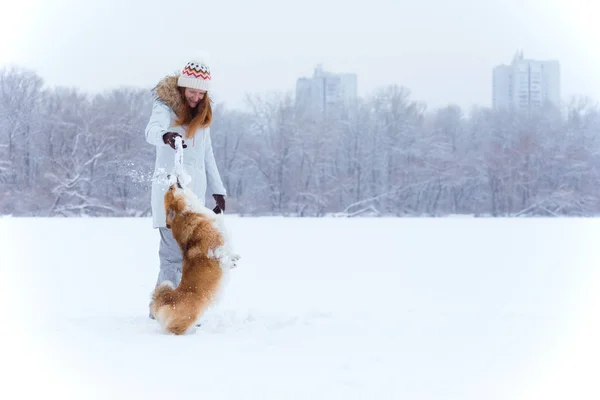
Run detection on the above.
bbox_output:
[145,75,226,228]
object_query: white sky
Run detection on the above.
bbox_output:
[1,0,598,111]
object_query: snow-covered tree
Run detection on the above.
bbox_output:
[1,63,599,217]
[0,66,43,187]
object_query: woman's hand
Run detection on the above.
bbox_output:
[212,194,225,213]
[162,132,187,149]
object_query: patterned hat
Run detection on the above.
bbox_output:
[177,57,211,91]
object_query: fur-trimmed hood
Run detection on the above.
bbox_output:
[152,75,185,117]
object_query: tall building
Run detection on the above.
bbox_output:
[295,64,357,117]
[492,50,560,111]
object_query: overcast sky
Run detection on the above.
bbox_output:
[1,0,598,111]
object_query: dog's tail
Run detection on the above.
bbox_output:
[149,282,201,335]
[149,281,178,331]
[151,281,174,301]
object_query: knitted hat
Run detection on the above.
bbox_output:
[177,58,211,91]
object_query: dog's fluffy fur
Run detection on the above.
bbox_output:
[149,183,239,335]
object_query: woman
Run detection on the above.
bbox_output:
[144,55,227,305]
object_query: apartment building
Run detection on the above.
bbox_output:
[295,64,357,117]
[492,50,560,111]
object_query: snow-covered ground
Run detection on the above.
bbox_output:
[1,216,599,399]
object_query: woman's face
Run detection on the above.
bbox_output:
[184,88,206,108]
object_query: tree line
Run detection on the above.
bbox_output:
[1,65,599,217]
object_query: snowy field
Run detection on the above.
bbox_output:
[1,216,599,399]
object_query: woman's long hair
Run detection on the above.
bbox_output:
[175,87,213,139]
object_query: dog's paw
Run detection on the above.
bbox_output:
[229,253,241,269]
[219,253,240,270]
[212,246,227,260]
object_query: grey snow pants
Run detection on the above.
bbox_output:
[155,227,183,288]
[149,227,182,319]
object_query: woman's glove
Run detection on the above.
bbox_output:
[162,132,187,149]
[212,194,225,214]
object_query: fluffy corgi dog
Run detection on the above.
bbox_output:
[149,182,239,335]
